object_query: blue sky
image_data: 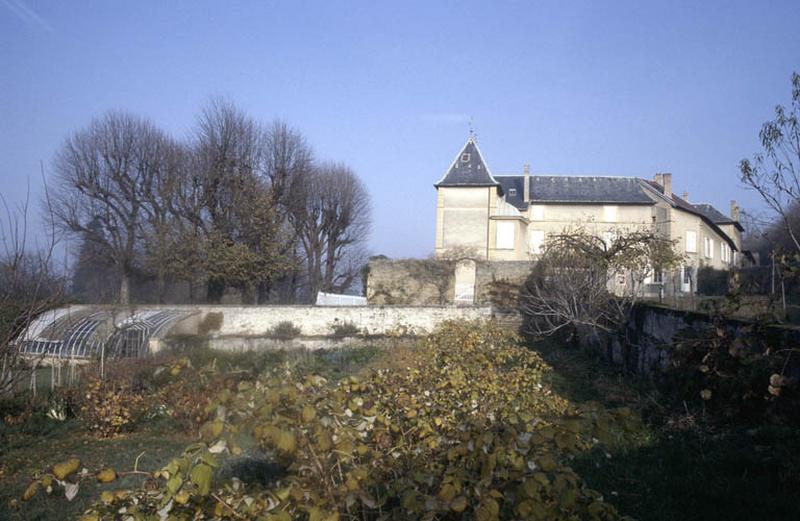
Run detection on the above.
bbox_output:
[2,0,799,259]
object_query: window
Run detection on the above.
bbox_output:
[681,266,694,292]
[686,230,697,253]
[531,205,544,220]
[721,244,731,263]
[653,270,664,284]
[461,153,470,162]
[508,188,517,197]
[603,205,618,223]
[704,237,713,259]
[530,229,545,254]
[496,221,515,250]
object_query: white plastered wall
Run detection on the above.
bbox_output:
[436,187,493,259]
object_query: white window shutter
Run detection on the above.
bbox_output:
[686,231,697,253]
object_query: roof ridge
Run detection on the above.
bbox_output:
[495,173,642,179]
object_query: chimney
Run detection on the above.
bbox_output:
[662,173,672,197]
[523,164,530,203]
[730,200,740,221]
[654,173,664,188]
[682,191,689,201]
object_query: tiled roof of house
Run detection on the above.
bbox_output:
[434,137,499,187]
[495,175,655,207]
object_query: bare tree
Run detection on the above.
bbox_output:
[740,72,800,254]
[259,120,314,302]
[50,111,170,304]
[1,186,63,397]
[289,163,371,300]
[139,138,189,302]
[191,98,287,302]
[521,227,682,337]
[263,120,314,208]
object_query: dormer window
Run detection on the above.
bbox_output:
[508,188,517,196]
[461,153,470,162]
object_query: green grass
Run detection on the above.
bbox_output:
[0,343,384,520]
[528,337,800,521]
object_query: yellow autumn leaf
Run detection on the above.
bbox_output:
[52,458,81,480]
[22,481,39,501]
[438,483,457,502]
[200,419,224,440]
[96,468,116,483]
[451,495,468,512]
[277,430,297,454]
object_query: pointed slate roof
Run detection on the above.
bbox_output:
[435,136,499,187]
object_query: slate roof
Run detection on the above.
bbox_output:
[435,137,499,187]
[692,203,739,225]
[643,181,741,248]
[495,175,655,208]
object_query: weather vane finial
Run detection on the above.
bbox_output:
[468,117,476,142]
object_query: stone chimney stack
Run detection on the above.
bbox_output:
[654,173,664,187]
[523,164,530,203]
[682,191,689,201]
[662,173,672,197]
[730,200,740,221]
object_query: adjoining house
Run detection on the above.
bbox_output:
[433,135,743,297]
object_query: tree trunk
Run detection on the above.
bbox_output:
[119,271,130,305]
[257,280,271,304]
[207,278,225,303]
[156,270,166,304]
[324,241,336,292]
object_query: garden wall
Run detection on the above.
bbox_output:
[168,304,493,338]
[18,304,496,358]
[366,258,531,305]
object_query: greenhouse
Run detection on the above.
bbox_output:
[16,307,194,360]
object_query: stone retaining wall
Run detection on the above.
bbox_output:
[579,304,800,378]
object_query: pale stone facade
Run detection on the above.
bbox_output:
[435,137,743,295]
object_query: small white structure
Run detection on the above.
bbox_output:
[315,292,367,306]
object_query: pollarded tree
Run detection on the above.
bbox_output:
[289,163,371,300]
[50,111,172,304]
[259,120,315,302]
[521,227,682,337]
[190,98,289,302]
[138,138,190,303]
